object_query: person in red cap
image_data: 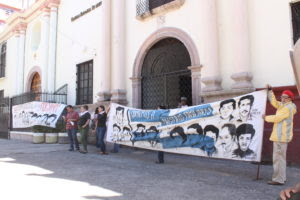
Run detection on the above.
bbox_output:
[262,85,297,185]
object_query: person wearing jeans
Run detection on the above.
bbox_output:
[63,105,80,151]
[95,105,108,155]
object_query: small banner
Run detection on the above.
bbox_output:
[12,101,66,128]
[107,90,267,162]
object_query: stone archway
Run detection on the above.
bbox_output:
[131,27,201,108]
[25,66,42,93]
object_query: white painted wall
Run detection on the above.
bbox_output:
[56,0,104,105]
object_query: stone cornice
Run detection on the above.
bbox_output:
[0,0,60,43]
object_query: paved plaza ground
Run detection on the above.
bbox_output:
[0,139,299,200]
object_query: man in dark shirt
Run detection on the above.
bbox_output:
[63,105,80,151]
[78,105,91,154]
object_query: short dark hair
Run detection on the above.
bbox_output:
[82,105,88,110]
[221,124,236,137]
[158,105,166,109]
[123,126,131,132]
[116,106,124,114]
[238,95,254,107]
[146,126,159,133]
[219,99,236,111]
[236,123,255,140]
[137,124,145,129]
[66,105,73,109]
[113,123,121,131]
[188,123,203,135]
[204,125,219,139]
[99,105,105,111]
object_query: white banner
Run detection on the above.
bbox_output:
[107,90,267,162]
[12,101,66,128]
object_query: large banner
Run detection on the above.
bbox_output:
[107,90,267,162]
[12,101,66,128]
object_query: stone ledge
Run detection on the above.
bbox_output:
[201,88,255,103]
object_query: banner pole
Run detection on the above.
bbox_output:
[255,162,261,180]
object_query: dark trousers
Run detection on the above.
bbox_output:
[79,127,89,151]
[67,128,79,150]
[96,127,106,153]
[158,151,164,163]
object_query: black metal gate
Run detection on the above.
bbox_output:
[141,38,192,109]
[0,97,10,139]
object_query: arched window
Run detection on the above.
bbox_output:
[30,73,41,93]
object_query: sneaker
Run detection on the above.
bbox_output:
[155,161,164,164]
[99,152,108,155]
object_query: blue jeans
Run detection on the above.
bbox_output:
[67,128,79,150]
[96,127,106,153]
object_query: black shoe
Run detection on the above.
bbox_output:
[155,161,164,164]
[68,149,74,151]
[110,150,118,153]
[76,148,80,151]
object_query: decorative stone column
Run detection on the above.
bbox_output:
[200,0,222,92]
[130,76,142,108]
[47,1,59,92]
[13,23,27,95]
[97,0,112,102]
[111,0,127,105]
[229,0,254,90]
[41,6,50,92]
[188,66,202,105]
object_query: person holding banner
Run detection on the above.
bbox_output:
[78,105,91,154]
[95,105,108,155]
[63,105,80,152]
[263,85,297,185]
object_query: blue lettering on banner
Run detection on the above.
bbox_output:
[128,109,170,122]
[128,104,214,126]
[160,105,214,126]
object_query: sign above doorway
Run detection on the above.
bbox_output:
[71,1,102,22]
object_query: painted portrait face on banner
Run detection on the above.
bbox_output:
[238,95,254,122]
[206,130,217,143]
[116,107,125,126]
[218,124,236,153]
[238,133,252,151]
[219,99,236,121]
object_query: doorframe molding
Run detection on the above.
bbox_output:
[131,27,200,108]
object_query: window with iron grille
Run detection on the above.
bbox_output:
[149,0,175,10]
[291,2,300,44]
[0,42,6,78]
[76,60,93,105]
